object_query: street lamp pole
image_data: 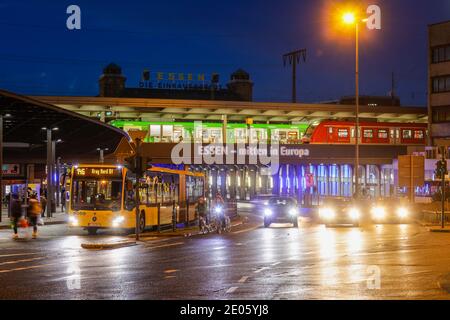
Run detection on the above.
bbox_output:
[0,115,3,223]
[355,21,360,198]
[97,148,109,164]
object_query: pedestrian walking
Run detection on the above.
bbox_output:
[27,194,42,239]
[61,188,66,212]
[40,194,47,218]
[10,194,22,239]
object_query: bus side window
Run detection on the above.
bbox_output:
[125,180,135,211]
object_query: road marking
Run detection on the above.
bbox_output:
[164,269,179,274]
[146,242,184,249]
[254,267,270,274]
[0,257,45,266]
[238,276,249,283]
[232,226,260,234]
[164,276,176,279]
[0,263,55,274]
[226,287,238,294]
[0,252,41,258]
[271,262,281,266]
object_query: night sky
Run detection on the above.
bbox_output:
[0,0,449,105]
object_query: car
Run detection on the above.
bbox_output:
[370,197,412,224]
[318,197,361,227]
[263,197,299,228]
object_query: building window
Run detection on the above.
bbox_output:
[338,129,349,138]
[432,107,450,123]
[402,130,412,139]
[363,129,373,138]
[378,129,388,139]
[414,130,424,139]
[432,75,450,93]
[432,45,450,63]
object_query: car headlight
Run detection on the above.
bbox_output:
[320,208,335,220]
[372,207,386,220]
[349,208,360,220]
[68,216,78,226]
[112,216,125,227]
[289,208,297,217]
[397,207,409,218]
[264,208,273,217]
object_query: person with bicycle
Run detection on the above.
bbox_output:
[196,197,208,232]
[213,192,227,231]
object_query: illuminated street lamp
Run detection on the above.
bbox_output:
[97,147,109,164]
[342,11,363,198]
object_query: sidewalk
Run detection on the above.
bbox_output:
[0,207,68,230]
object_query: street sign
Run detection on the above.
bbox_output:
[398,155,425,188]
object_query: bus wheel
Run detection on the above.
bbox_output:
[87,228,98,235]
[139,212,146,232]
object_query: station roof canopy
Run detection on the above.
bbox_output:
[0,90,130,163]
[31,96,429,124]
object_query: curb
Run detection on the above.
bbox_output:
[429,228,450,233]
[0,220,67,230]
[81,240,137,250]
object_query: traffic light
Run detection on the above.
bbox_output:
[435,160,448,179]
[124,155,152,176]
[124,155,136,174]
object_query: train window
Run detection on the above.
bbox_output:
[351,128,355,138]
[328,127,333,134]
[378,129,388,139]
[162,125,173,143]
[402,130,412,139]
[363,129,373,138]
[338,129,349,138]
[390,129,395,139]
[414,130,424,139]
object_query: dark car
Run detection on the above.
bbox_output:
[318,197,361,227]
[263,197,299,228]
[370,197,412,224]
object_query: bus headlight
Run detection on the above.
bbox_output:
[349,208,360,220]
[397,207,409,218]
[289,208,297,217]
[372,207,386,220]
[320,208,335,220]
[112,216,125,227]
[68,216,78,226]
[264,208,273,217]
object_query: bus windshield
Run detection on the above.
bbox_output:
[71,179,122,211]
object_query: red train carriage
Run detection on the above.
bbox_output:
[307,121,427,145]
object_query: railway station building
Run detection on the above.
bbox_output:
[29,64,432,205]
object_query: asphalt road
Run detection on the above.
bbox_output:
[1,209,450,300]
